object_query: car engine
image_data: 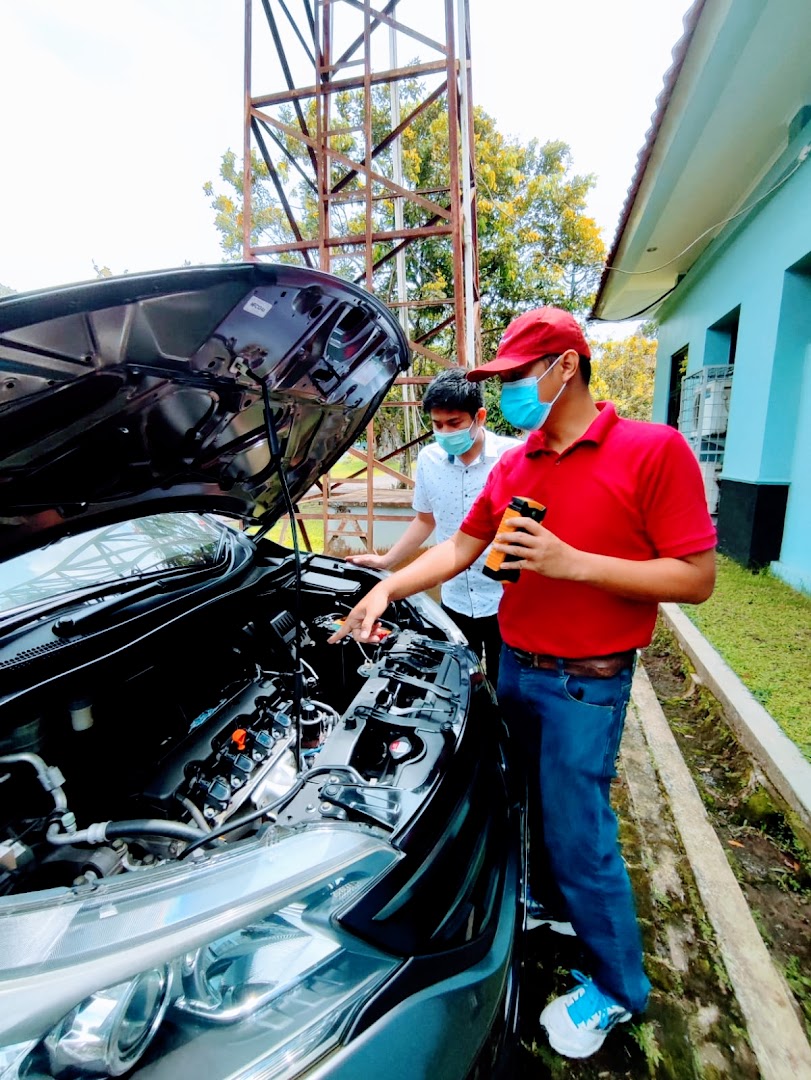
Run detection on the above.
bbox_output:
[0,555,479,896]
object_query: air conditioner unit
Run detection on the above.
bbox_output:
[678,365,733,516]
[699,378,732,437]
[699,460,722,515]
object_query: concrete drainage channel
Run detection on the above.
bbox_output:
[626,603,811,1078]
[659,604,811,844]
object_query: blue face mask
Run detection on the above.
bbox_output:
[434,420,478,457]
[500,355,566,431]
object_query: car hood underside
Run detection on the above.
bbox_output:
[0,264,409,561]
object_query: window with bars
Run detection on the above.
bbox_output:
[678,364,734,513]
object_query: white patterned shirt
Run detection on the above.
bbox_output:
[412,428,522,618]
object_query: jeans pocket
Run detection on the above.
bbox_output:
[561,670,628,708]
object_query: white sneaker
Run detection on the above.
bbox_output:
[540,971,631,1058]
[525,896,576,936]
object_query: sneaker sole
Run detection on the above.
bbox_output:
[539,1003,631,1059]
[525,915,577,936]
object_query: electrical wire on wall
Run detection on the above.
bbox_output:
[590,283,679,323]
[595,143,811,322]
[605,145,810,278]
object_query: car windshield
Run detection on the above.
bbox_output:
[0,513,231,617]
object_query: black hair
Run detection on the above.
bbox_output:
[422,367,483,416]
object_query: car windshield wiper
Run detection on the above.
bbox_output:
[0,535,237,639]
[51,546,239,637]
[51,577,171,636]
[0,575,164,639]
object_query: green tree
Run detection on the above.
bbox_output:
[0,283,15,297]
[590,332,658,420]
[204,93,605,453]
[204,98,604,334]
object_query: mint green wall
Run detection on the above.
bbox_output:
[653,138,811,589]
[765,266,811,479]
[773,343,811,592]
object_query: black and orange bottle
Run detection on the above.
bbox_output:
[482,496,546,583]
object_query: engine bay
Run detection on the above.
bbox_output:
[0,555,477,896]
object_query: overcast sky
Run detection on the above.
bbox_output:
[0,0,691,317]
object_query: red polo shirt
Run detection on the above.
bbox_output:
[460,403,716,657]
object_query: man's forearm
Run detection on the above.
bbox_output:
[493,520,716,605]
[379,515,435,569]
[574,548,716,604]
[378,532,488,601]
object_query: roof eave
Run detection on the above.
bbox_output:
[590,0,707,321]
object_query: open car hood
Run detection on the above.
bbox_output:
[0,264,409,560]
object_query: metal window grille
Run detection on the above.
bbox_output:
[678,364,734,513]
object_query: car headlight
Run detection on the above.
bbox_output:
[0,828,400,1079]
[44,966,173,1076]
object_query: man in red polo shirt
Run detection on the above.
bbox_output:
[329,307,716,1059]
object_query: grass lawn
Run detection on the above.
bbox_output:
[684,554,811,761]
[329,454,365,479]
[328,452,408,480]
[266,518,326,552]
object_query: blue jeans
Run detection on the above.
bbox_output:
[498,645,650,1013]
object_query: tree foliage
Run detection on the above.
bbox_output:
[204,90,606,460]
[590,332,658,420]
[204,94,604,344]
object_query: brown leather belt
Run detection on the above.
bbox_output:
[509,647,637,679]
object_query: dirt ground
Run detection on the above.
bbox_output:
[515,619,811,1078]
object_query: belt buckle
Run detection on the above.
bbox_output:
[512,647,538,668]
[564,654,631,679]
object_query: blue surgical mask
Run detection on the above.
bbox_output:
[500,355,566,431]
[434,420,477,457]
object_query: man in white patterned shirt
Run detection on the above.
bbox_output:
[347,368,520,683]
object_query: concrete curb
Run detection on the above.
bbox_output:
[659,602,811,839]
[630,665,811,1079]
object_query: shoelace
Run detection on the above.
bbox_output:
[566,970,614,1028]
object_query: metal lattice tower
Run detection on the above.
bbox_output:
[241,0,480,553]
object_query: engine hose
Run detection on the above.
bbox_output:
[47,819,219,848]
[181,796,212,832]
[105,820,218,845]
[0,753,68,813]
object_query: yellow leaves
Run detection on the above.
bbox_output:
[591,334,658,420]
[423,274,449,299]
[519,228,541,244]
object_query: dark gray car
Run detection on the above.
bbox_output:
[0,266,522,1080]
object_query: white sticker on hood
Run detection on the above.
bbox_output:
[243,296,272,317]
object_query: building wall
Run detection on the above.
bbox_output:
[772,341,811,592]
[653,134,811,590]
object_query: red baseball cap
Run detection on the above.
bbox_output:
[467,306,590,381]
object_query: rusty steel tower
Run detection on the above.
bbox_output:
[241,0,480,553]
